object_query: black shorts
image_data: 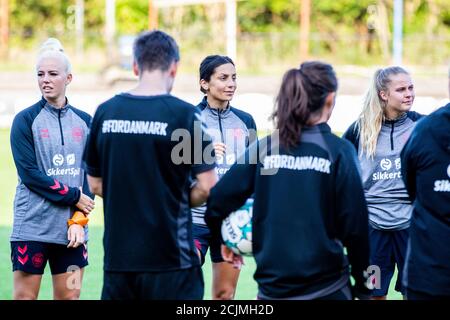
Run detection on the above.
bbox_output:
[369,226,409,296]
[192,224,224,265]
[11,241,88,275]
[101,267,204,300]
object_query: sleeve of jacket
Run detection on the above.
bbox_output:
[400,129,419,201]
[81,171,94,199]
[10,111,81,206]
[81,114,95,200]
[83,107,103,178]
[205,142,258,245]
[342,121,359,152]
[248,116,258,146]
[335,143,371,297]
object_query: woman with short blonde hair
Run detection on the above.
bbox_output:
[10,38,94,300]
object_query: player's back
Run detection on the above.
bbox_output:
[401,103,450,296]
[88,93,208,272]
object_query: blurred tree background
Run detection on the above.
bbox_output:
[2,0,450,73]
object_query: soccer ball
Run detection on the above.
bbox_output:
[221,199,253,256]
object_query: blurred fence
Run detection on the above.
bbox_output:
[1,30,448,132]
[2,31,449,73]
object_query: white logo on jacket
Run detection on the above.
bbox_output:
[102,119,168,136]
[226,153,236,165]
[263,155,331,174]
[380,158,392,171]
[433,163,450,192]
[53,154,64,166]
[215,153,236,166]
[66,154,76,166]
[373,158,402,181]
[47,167,80,178]
[395,158,401,170]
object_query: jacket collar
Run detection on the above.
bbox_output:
[302,122,332,133]
[40,96,70,115]
[383,112,408,127]
[198,96,231,118]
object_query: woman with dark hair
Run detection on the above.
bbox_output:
[191,55,257,299]
[205,61,371,299]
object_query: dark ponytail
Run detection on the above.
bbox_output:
[272,61,338,149]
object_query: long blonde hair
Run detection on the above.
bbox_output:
[355,66,408,158]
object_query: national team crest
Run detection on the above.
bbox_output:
[32,253,44,268]
[72,127,83,142]
[40,128,50,138]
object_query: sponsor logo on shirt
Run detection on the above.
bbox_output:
[433,163,450,192]
[216,153,236,166]
[226,153,236,165]
[48,153,80,177]
[47,167,80,178]
[216,167,231,176]
[373,157,402,181]
[215,153,236,177]
[395,158,401,170]
[67,154,76,166]
[53,154,64,166]
[102,120,168,136]
[380,158,392,171]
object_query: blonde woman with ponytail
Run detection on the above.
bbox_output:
[10,38,94,299]
[343,67,423,300]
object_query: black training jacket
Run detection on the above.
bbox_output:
[206,123,371,298]
[401,103,450,296]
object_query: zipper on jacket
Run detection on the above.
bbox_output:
[58,109,65,145]
[218,111,225,143]
[390,122,394,151]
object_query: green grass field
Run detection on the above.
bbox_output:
[0,128,401,300]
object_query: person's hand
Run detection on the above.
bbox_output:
[194,240,203,263]
[213,142,226,157]
[196,248,202,263]
[76,192,95,215]
[221,244,244,270]
[67,224,85,248]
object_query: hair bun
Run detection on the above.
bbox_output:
[39,38,64,53]
[36,38,71,73]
